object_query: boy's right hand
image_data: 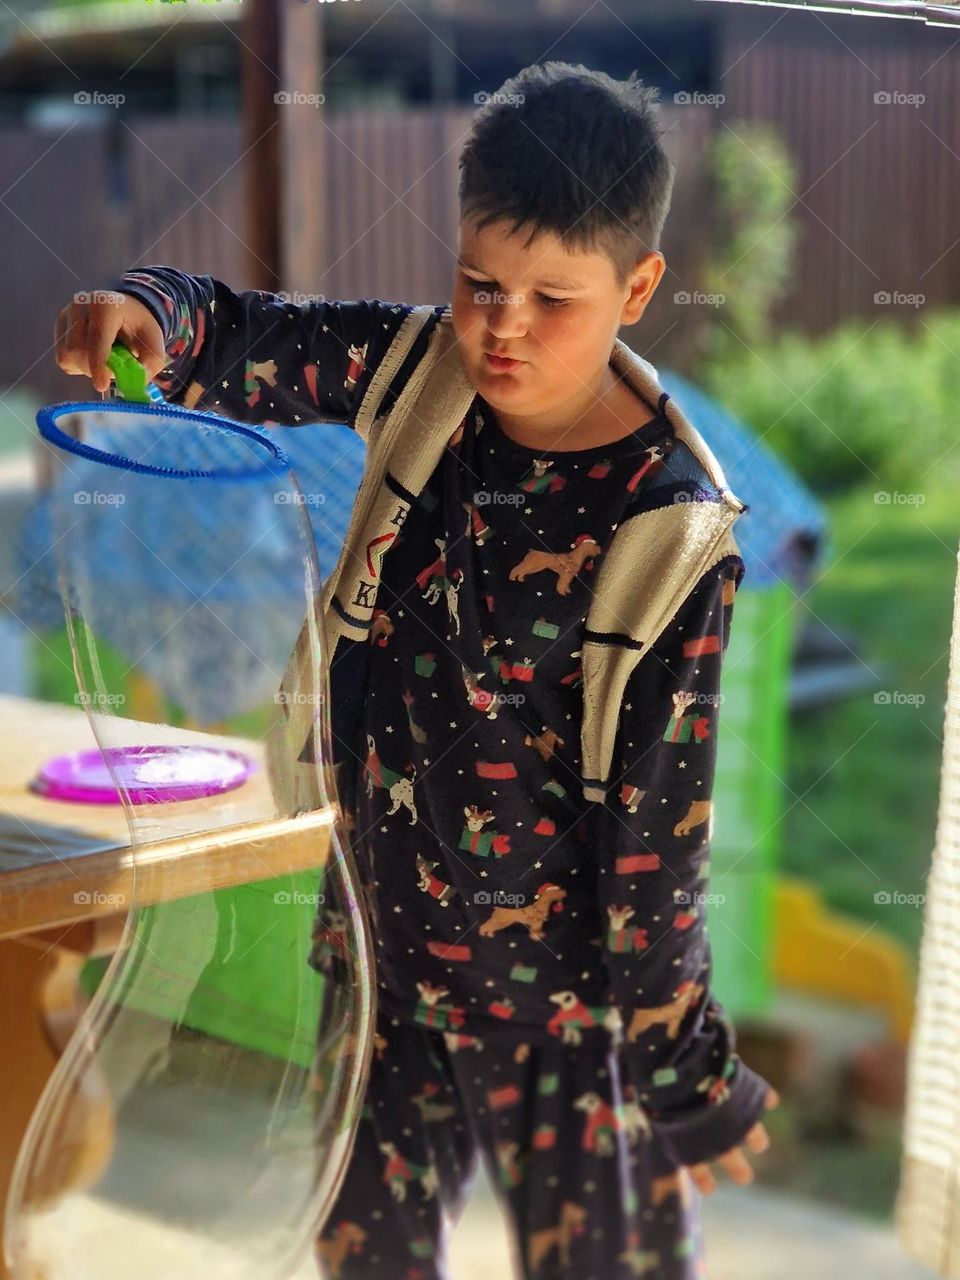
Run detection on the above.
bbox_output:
[684,1086,780,1195]
[54,291,167,394]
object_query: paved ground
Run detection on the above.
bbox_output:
[442,1166,935,1280]
[20,1156,933,1280]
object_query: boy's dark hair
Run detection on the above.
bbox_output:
[458,62,675,288]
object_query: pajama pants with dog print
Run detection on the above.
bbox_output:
[315,1007,705,1280]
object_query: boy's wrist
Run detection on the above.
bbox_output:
[109,274,176,348]
[635,1053,773,1169]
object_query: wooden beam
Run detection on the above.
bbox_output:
[241,0,281,289]
[241,0,325,294]
[281,1,327,293]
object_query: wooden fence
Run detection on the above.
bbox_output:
[2,41,958,409]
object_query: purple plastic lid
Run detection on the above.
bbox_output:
[32,744,256,805]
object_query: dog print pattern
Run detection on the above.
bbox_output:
[315,1005,707,1280]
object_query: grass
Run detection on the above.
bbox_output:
[781,478,957,955]
[758,1099,906,1222]
[758,473,958,1221]
[0,388,42,459]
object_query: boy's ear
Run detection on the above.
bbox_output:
[621,252,666,326]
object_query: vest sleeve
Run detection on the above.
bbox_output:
[104,265,427,429]
[593,554,774,1168]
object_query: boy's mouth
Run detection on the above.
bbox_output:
[484,352,525,372]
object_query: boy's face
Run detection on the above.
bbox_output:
[451,216,664,426]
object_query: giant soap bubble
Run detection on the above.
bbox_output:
[4,398,374,1280]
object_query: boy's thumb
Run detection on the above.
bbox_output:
[130,324,167,381]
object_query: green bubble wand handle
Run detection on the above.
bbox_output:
[104,342,165,404]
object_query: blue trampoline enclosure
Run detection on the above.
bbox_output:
[659,369,827,589]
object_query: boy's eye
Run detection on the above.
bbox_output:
[462,275,568,308]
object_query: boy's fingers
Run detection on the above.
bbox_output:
[87,313,122,394]
[766,1087,781,1109]
[55,294,165,388]
[686,1163,716,1196]
[55,303,90,376]
[717,1148,754,1184]
[744,1121,770,1154]
[53,306,69,366]
[128,321,167,381]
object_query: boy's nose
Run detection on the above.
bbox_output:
[485,310,528,341]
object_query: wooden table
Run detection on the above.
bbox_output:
[0,694,333,1280]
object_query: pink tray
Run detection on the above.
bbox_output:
[32,744,256,805]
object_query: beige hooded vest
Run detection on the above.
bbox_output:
[267,305,747,818]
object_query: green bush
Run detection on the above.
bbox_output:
[701,122,799,366]
[699,308,960,494]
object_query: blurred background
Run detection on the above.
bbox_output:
[1,1,958,1277]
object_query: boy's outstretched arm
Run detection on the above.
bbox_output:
[106,265,442,430]
[594,552,776,1172]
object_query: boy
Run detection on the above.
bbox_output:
[57,61,777,1280]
